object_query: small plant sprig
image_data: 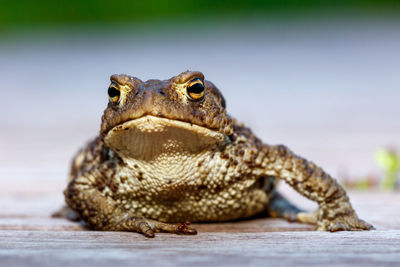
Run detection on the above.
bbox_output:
[375,148,400,191]
[342,147,399,191]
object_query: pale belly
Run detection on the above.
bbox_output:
[107,151,274,222]
[116,187,271,223]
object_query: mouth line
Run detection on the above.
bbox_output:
[109,114,220,134]
[104,115,227,160]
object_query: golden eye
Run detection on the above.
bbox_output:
[108,83,120,103]
[186,78,205,101]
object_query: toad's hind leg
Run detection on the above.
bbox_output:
[267,191,317,225]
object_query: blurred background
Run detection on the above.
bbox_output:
[1,0,399,199]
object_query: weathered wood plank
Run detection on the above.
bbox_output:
[0,191,399,266]
[1,230,399,267]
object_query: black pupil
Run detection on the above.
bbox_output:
[108,86,120,98]
[188,81,204,94]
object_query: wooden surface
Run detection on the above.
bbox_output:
[2,230,400,267]
[0,190,399,267]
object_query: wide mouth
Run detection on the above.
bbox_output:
[104,115,226,160]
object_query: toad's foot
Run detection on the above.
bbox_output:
[317,211,375,231]
[267,193,319,226]
[267,192,305,222]
[125,217,198,238]
[296,210,318,225]
[51,206,80,221]
[267,192,319,226]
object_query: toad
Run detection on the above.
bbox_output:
[61,71,373,237]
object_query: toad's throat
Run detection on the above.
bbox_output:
[104,115,226,160]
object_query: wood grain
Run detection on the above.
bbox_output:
[1,230,399,267]
[0,191,399,266]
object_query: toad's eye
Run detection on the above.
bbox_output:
[186,78,205,101]
[108,83,120,103]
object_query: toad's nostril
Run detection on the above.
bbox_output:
[158,90,166,96]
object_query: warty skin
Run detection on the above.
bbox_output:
[63,71,374,237]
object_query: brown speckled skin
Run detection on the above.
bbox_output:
[64,71,373,237]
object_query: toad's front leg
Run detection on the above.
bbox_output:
[64,166,197,237]
[262,145,374,231]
